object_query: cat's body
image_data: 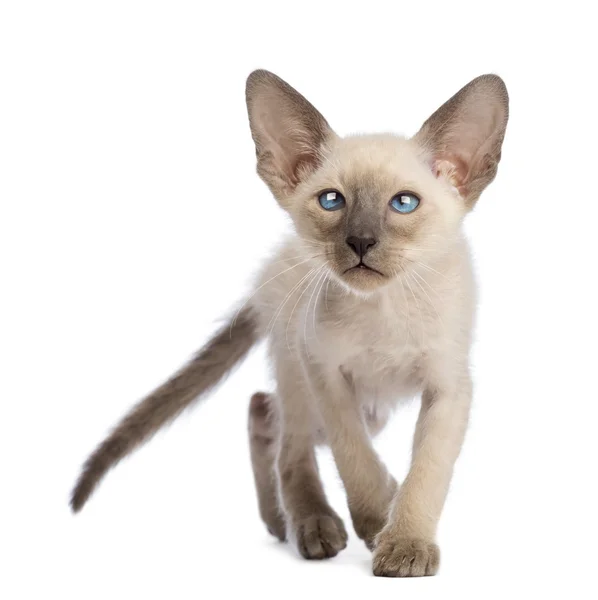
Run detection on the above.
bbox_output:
[254,227,474,438]
[71,72,508,577]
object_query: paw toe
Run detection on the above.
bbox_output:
[296,514,348,559]
[373,538,439,577]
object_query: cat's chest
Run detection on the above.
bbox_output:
[317,302,427,396]
[340,334,424,393]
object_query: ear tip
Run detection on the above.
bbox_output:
[480,72,507,86]
[247,68,273,80]
[466,74,509,115]
[476,73,509,98]
[246,69,277,91]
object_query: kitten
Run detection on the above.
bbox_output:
[71,70,508,577]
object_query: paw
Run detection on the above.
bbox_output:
[372,538,440,577]
[353,514,387,551]
[292,514,348,559]
[352,481,398,551]
[264,513,286,542]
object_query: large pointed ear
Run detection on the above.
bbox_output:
[246,70,335,203]
[414,74,509,207]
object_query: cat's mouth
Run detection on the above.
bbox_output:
[343,262,386,277]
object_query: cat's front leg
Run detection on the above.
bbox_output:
[303,359,397,549]
[372,372,472,577]
[274,361,348,559]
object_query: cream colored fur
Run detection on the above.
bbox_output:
[242,71,508,576]
[71,69,508,578]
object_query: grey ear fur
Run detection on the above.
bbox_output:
[414,74,509,206]
[245,70,334,203]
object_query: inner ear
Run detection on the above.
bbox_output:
[415,74,509,207]
[246,70,335,203]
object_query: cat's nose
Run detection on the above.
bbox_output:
[346,236,377,258]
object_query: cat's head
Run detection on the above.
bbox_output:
[246,70,508,294]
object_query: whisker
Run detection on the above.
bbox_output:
[415,262,451,282]
[400,255,451,282]
[267,253,325,267]
[303,265,327,354]
[299,236,328,247]
[404,273,425,348]
[398,271,411,355]
[230,255,317,337]
[311,268,329,344]
[410,270,445,331]
[286,266,323,352]
[411,268,444,301]
[266,266,317,336]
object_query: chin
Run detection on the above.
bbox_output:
[338,266,389,295]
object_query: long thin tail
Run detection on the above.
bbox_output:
[70,306,259,512]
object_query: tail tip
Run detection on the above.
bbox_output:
[70,479,91,513]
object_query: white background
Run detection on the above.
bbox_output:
[1,1,597,598]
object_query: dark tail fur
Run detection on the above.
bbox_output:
[70,307,259,512]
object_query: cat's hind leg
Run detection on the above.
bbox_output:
[248,392,286,541]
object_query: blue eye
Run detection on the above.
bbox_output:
[390,192,420,214]
[318,190,346,211]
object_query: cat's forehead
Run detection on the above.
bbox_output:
[328,134,429,195]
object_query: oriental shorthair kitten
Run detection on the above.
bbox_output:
[71,69,508,577]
